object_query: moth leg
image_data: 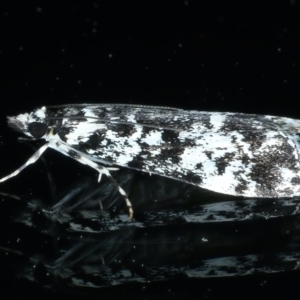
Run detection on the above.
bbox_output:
[48,141,134,220]
[77,157,133,220]
[76,156,133,220]
[0,143,49,183]
[102,170,134,221]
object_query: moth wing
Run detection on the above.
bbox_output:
[48,107,300,198]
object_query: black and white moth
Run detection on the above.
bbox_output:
[1,103,300,219]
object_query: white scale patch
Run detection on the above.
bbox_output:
[66,122,106,144]
[2,104,300,219]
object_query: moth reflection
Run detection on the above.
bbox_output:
[1,170,300,291]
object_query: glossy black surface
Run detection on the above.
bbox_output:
[1,1,300,299]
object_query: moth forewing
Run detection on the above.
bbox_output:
[1,104,300,221]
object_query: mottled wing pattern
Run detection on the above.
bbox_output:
[43,104,300,198]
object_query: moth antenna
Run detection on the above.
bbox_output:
[0,143,49,183]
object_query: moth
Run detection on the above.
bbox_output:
[1,103,300,219]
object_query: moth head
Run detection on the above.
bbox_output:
[8,106,48,139]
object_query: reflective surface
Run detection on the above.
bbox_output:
[1,166,300,298]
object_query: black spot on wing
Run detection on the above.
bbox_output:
[94,109,106,119]
[204,151,213,160]
[221,113,263,131]
[57,126,72,142]
[271,134,299,170]
[250,163,280,196]
[182,170,203,185]
[108,123,137,138]
[214,152,236,176]
[249,134,300,196]
[70,110,86,120]
[239,151,251,166]
[234,172,249,194]
[195,163,203,170]
[141,126,156,139]
[85,131,107,150]
[50,109,89,142]
[160,147,184,164]
[241,131,266,151]
[202,114,214,129]
[231,135,238,143]
[161,130,180,145]
[291,177,300,185]
[127,155,146,169]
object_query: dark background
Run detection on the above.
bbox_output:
[1,1,300,299]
